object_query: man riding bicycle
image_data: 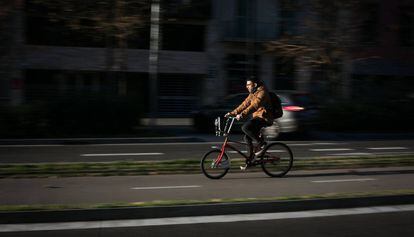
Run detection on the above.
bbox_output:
[225,76,274,169]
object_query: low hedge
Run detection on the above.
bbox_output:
[317,99,414,132]
[0,95,143,138]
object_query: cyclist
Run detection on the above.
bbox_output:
[225,76,274,169]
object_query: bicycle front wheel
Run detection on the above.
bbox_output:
[201,149,230,179]
[261,142,293,177]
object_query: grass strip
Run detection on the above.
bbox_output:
[1,189,413,213]
[1,155,414,178]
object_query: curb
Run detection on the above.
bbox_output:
[1,194,414,224]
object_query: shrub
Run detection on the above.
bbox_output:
[318,99,414,132]
[0,95,143,138]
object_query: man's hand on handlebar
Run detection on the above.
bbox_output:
[224,113,242,121]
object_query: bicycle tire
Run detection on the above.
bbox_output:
[260,142,293,177]
[201,149,230,179]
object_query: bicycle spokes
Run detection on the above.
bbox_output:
[260,143,293,177]
[201,149,230,179]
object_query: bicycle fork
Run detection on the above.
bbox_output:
[213,137,228,168]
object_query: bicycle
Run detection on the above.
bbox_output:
[201,116,294,179]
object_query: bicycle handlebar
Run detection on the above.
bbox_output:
[215,116,236,136]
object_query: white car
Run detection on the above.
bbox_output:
[192,91,318,139]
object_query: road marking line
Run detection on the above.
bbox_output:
[0,145,65,148]
[214,143,344,148]
[289,142,344,146]
[368,147,408,150]
[310,148,353,152]
[81,153,164,157]
[0,142,231,148]
[266,150,285,153]
[1,204,413,232]
[311,178,376,183]
[91,142,229,146]
[215,149,286,154]
[131,185,201,190]
[228,151,248,154]
[328,152,373,156]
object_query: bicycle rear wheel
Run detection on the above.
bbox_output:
[261,142,293,177]
[201,149,230,179]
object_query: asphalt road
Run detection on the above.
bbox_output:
[0,139,413,163]
[1,167,413,206]
[2,208,413,236]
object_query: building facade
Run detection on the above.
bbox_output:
[1,0,413,117]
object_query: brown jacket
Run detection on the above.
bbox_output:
[229,85,273,122]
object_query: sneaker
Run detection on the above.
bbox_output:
[240,164,248,171]
[254,143,267,157]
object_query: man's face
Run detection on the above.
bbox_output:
[246,80,257,93]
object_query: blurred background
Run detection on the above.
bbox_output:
[0,0,413,138]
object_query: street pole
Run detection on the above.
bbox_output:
[148,0,160,126]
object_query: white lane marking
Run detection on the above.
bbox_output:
[228,151,248,154]
[214,143,345,149]
[289,142,344,146]
[317,151,414,159]
[0,141,225,148]
[131,185,201,190]
[310,148,353,152]
[92,142,227,146]
[1,204,414,232]
[0,145,65,148]
[81,153,164,157]
[266,150,285,153]
[228,150,285,154]
[214,149,286,154]
[311,178,376,183]
[368,147,408,150]
[328,152,373,156]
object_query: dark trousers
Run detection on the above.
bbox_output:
[241,118,267,153]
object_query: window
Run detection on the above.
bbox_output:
[158,73,203,116]
[25,0,150,48]
[163,0,210,19]
[161,24,205,51]
[25,1,105,47]
[279,0,298,36]
[400,7,414,47]
[358,3,380,46]
[225,54,259,94]
[274,57,295,90]
[235,0,255,39]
